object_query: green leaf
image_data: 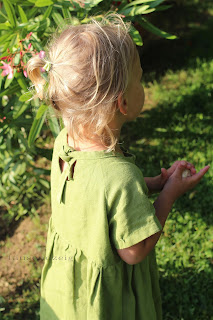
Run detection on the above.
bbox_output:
[13,102,30,119]
[28,7,38,19]
[36,104,48,119]
[39,178,50,189]
[19,91,33,102]
[35,0,53,7]
[43,6,52,20]
[2,0,17,28]
[4,76,14,89]
[139,17,177,39]
[59,117,64,130]
[0,10,8,20]
[47,107,60,138]
[37,18,50,32]
[0,22,11,30]
[83,0,103,9]
[62,8,72,22]
[28,104,48,146]
[0,32,13,43]
[52,11,67,28]
[148,0,165,8]
[9,34,17,47]
[0,84,20,97]
[16,75,28,91]
[120,3,157,16]
[123,0,156,8]
[129,26,143,46]
[18,5,28,23]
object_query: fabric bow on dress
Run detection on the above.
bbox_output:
[57,145,76,204]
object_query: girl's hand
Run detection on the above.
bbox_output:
[163,161,210,202]
[161,160,196,187]
[144,160,196,194]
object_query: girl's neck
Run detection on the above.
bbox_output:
[67,132,123,155]
[67,117,124,154]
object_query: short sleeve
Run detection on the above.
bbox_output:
[104,161,162,250]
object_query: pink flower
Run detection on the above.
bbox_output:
[23,70,27,78]
[26,32,33,39]
[0,61,13,79]
[28,43,32,49]
[39,50,45,59]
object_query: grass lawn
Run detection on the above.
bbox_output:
[0,1,213,319]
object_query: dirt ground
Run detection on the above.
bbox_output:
[0,204,51,299]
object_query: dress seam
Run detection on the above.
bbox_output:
[49,216,123,270]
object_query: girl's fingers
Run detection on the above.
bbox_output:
[161,168,167,177]
[160,168,168,185]
[186,162,196,174]
[190,165,210,183]
[174,163,188,177]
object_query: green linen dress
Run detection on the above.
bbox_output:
[40,128,163,320]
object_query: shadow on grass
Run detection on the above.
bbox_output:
[160,267,213,320]
[121,84,213,225]
[0,279,40,320]
[0,208,22,241]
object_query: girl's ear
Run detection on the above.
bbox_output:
[117,92,128,116]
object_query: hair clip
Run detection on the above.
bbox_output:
[43,61,52,72]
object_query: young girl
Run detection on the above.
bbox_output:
[27,15,209,320]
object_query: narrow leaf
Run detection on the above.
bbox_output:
[18,5,28,23]
[47,107,60,138]
[37,18,50,32]
[148,0,165,8]
[130,26,143,46]
[28,7,38,19]
[62,8,72,22]
[28,104,48,146]
[139,17,177,39]
[2,0,17,28]
[0,32,13,43]
[4,76,14,89]
[123,0,157,9]
[17,75,28,91]
[0,23,11,30]
[52,11,67,28]
[43,6,52,20]
[36,104,48,119]
[13,102,30,119]
[19,91,33,102]
[35,0,53,7]
[0,84,20,97]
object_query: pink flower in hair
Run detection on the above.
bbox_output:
[39,51,45,59]
[0,61,13,79]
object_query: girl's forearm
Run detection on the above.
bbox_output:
[134,190,175,263]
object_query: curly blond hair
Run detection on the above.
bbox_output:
[27,14,137,151]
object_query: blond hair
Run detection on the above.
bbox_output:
[27,14,137,151]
